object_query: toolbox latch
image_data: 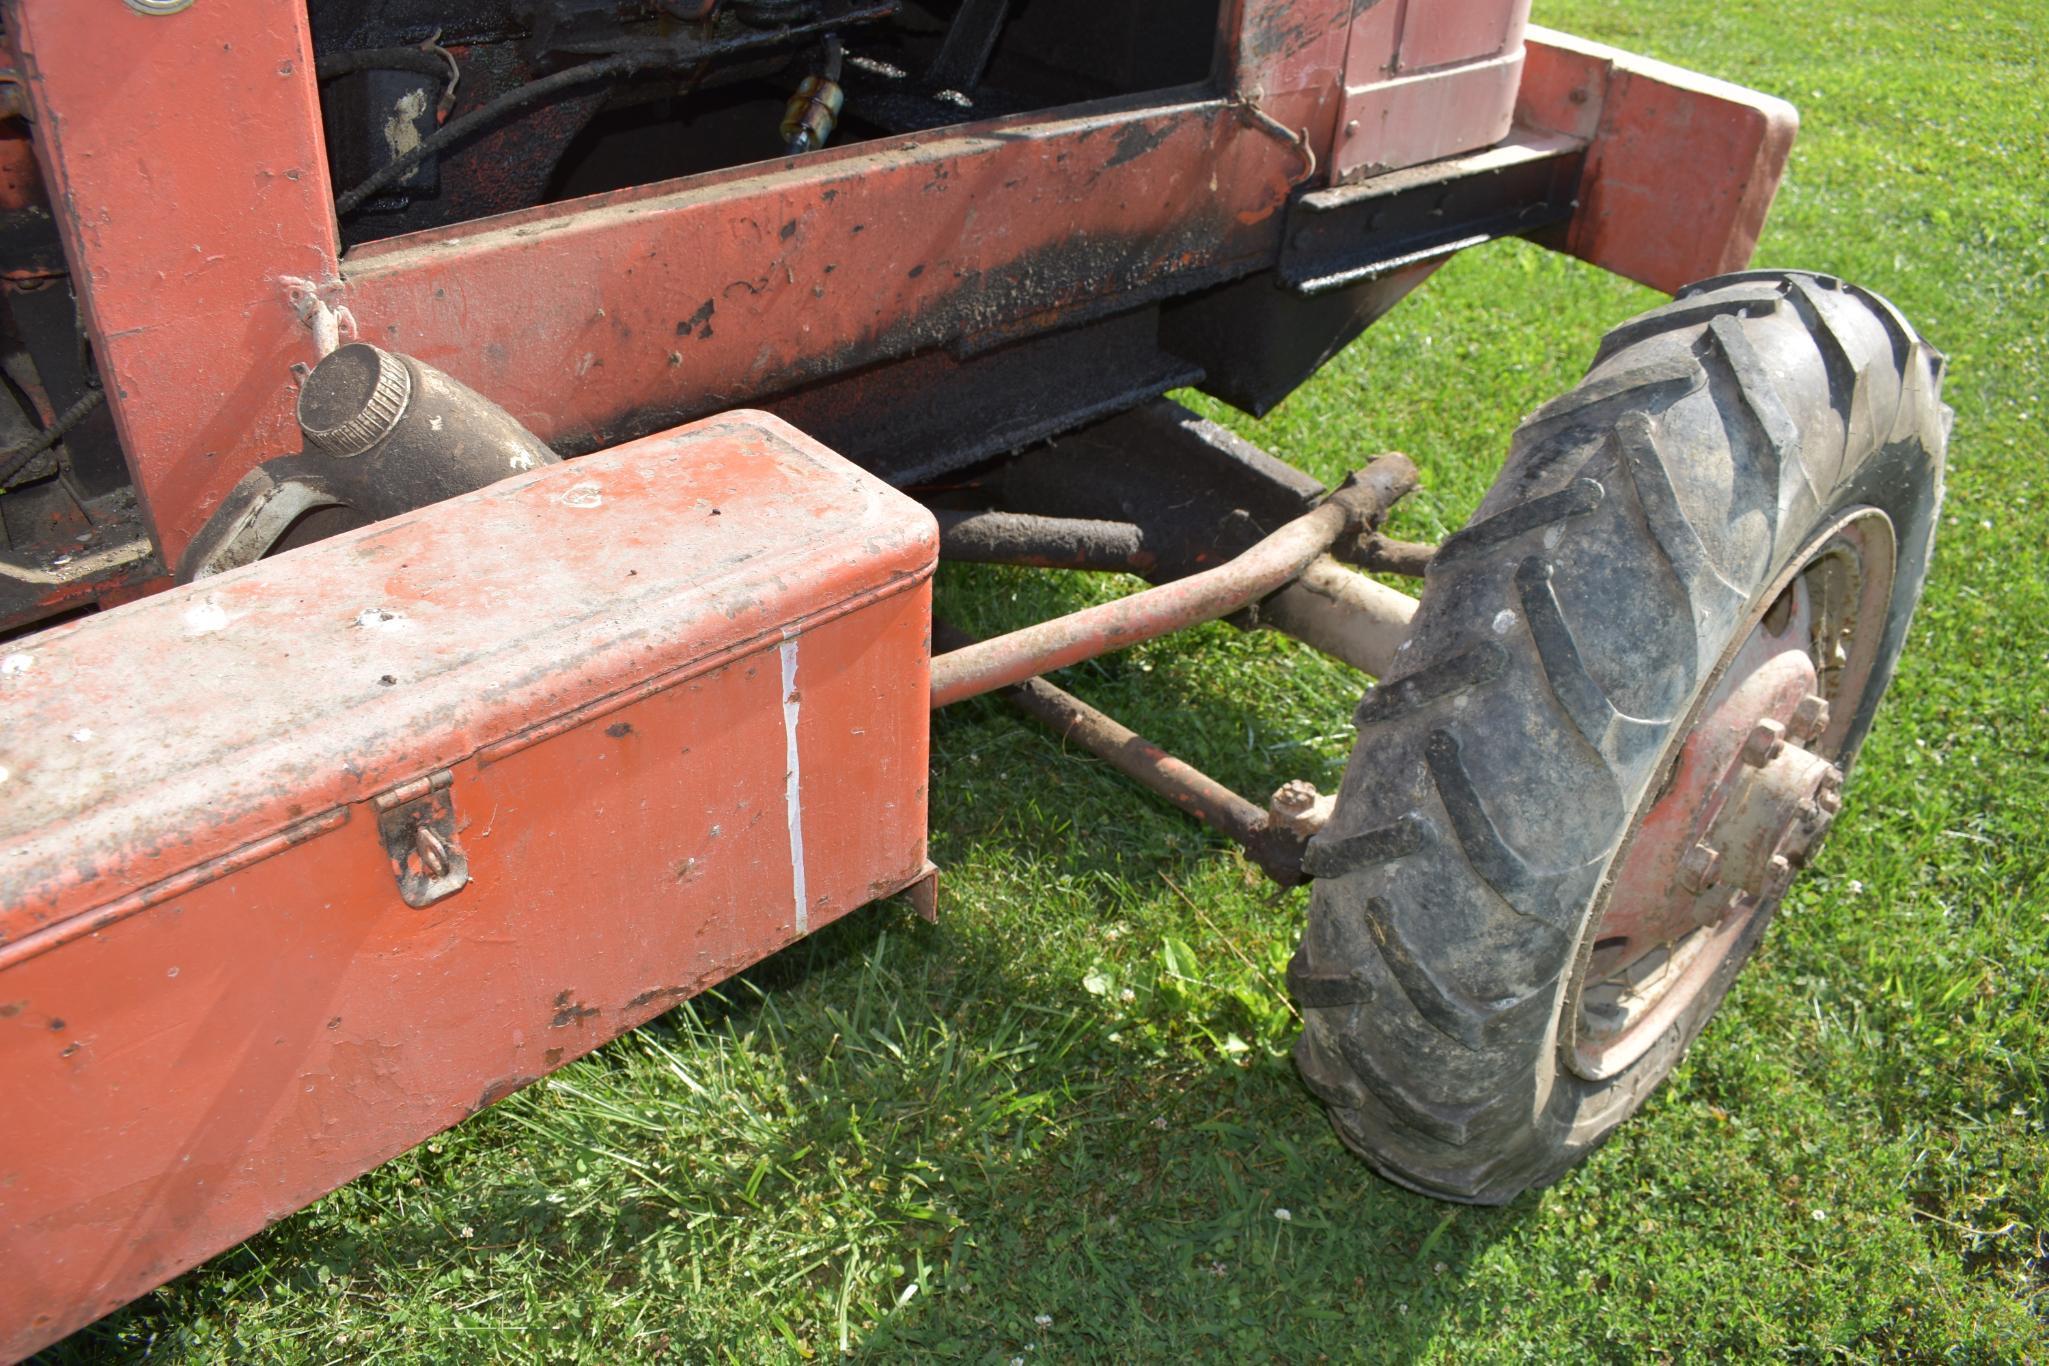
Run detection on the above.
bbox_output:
[372,769,469,908]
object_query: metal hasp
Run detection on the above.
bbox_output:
[373,769,469,908]
[0,413,935,1361]
[929,455,1419,709]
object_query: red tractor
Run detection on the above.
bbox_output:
[0,0,1946,1354]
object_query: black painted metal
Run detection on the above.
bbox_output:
[1280,130,1585,295]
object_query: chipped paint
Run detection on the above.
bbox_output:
[182,601,230,635]
[781,633,809,933]
[382,87,429,164]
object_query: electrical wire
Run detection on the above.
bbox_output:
[0,388,104,490]
[333,3,896,216]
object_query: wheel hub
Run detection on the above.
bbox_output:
[1686,709,1841,916]
[1565,509,1896,1081]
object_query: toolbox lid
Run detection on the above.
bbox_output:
[0,413,936,944]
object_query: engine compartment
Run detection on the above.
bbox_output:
[312,0,1223,246]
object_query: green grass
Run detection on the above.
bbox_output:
[52,0,2045,1359]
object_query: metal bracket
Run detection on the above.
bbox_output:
[372,769,469,908]
[1279,130,1585,296]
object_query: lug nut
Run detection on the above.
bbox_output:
[1741,718,1787,768]
[1764,853,1794,895]
[1679,841,1722,893]
[1267,780,1334,838]
[1792,693,1830,743]
[1814,769,1844,816]
[1272,780,1316,814]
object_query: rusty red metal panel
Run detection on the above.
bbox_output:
[337,104,1312,459]
[6,0,338,569]
[0,413,934,1359]
[1397,0,1528,74]
[1517,26,1799,293]
[1332,0,1532,180]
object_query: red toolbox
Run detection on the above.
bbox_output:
[0,412,936,1355]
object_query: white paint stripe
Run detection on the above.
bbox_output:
[780,636,809,933]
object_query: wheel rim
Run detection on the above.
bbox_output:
[1563,507,1898,1082]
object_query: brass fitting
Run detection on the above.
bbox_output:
[781,76,844,154]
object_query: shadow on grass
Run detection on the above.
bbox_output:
[50,574,1532,1362]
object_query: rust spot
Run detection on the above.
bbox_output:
[1106,120,1171,170]
[48,1017,65,1031]
[543,1047,563,1067]
[551,999,599,1028]
[0,1002,21,1018]
[779,220,797,240]
[676,298,715,339]
[326,1016,342,1030]
[672,856,698,882]
[59,1042,80,1058]
[907,263,925,279]
[626,985,691,1009]
[606,722,634,738]
[474,1075,537,1113]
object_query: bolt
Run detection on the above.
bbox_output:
[1764,853,1794,896]
[1741,718,1787,768]
[1815,769,1844,816]
[1271,779,1318,815]
[1268,780,1334,838]
[1679,842,1722,893]
[1792,693,1830,743]
[414,825,450,879]
[1692,887,1741,929]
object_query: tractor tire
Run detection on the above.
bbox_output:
[1288,271,1949,1203]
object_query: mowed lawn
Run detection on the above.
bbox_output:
[50,0,2044,1359]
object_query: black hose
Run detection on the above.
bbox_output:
[314,48,452,82]
[735,1,820,28]
[335,52,649,215]
[334,3,896,216]
[0,388,104,489]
